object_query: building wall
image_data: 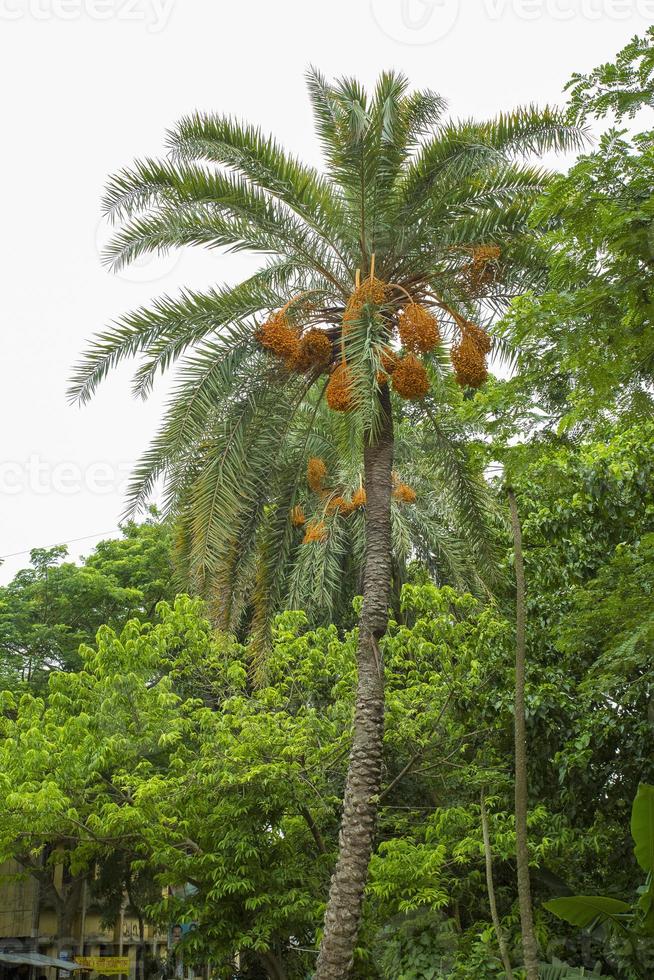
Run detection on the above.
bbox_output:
[0,865,168,980]
[0,861,37,941]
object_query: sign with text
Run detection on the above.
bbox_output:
[75,957,130,975]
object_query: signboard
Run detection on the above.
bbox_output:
[170,923,196,944]
[75,957,130,975]
[59,950,72,979]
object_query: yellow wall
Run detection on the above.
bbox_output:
[0,860,37,938]
[0,862,169,979]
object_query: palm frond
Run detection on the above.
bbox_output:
[167,112,353,261]
[69,263,301,404]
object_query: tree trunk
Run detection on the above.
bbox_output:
[259,950,287,980]
[53,877,83,955]
[507,487,539,980]
[315,388,394,979]
[480,791,514,980]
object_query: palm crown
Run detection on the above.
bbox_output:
[70,70,581,636]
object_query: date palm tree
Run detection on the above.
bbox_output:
[70,70,581,978]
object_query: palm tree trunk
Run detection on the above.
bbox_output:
[506,487,539,980]
[480,791,514,980]
[315,387,394,979]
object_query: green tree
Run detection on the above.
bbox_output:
[0,514,174,690]
[0,588,523,978]
[11,570,648,976]
[545,784,654,978]
[491,420,654,973]
[70,71,580,975]
[499,29,654,433]
[565,27,654,121]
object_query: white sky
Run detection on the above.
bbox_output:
[1,0,652,582]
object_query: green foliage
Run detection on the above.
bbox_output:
[495,422,654,876]
[9,32,653,979]
[499,30,654,433]
[3,409,654,976]
[372,912,459,979]
[539,961,604,979]
[0,513,174,690]
[631,784,654,876]
[545,786,654,977]
[0,584,529,977]
[544,897,632,932]
[565,27,654,121]
[7,414,651,972]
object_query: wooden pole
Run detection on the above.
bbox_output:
[79,879,87,959]
[507,486,540,980]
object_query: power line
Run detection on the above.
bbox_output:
[0,529,120,562]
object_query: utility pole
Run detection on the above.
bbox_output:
[118,898,127,980]
[79,879,87,959]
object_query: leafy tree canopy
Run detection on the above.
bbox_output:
[496,29,654,433]
[0,512,174,690]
